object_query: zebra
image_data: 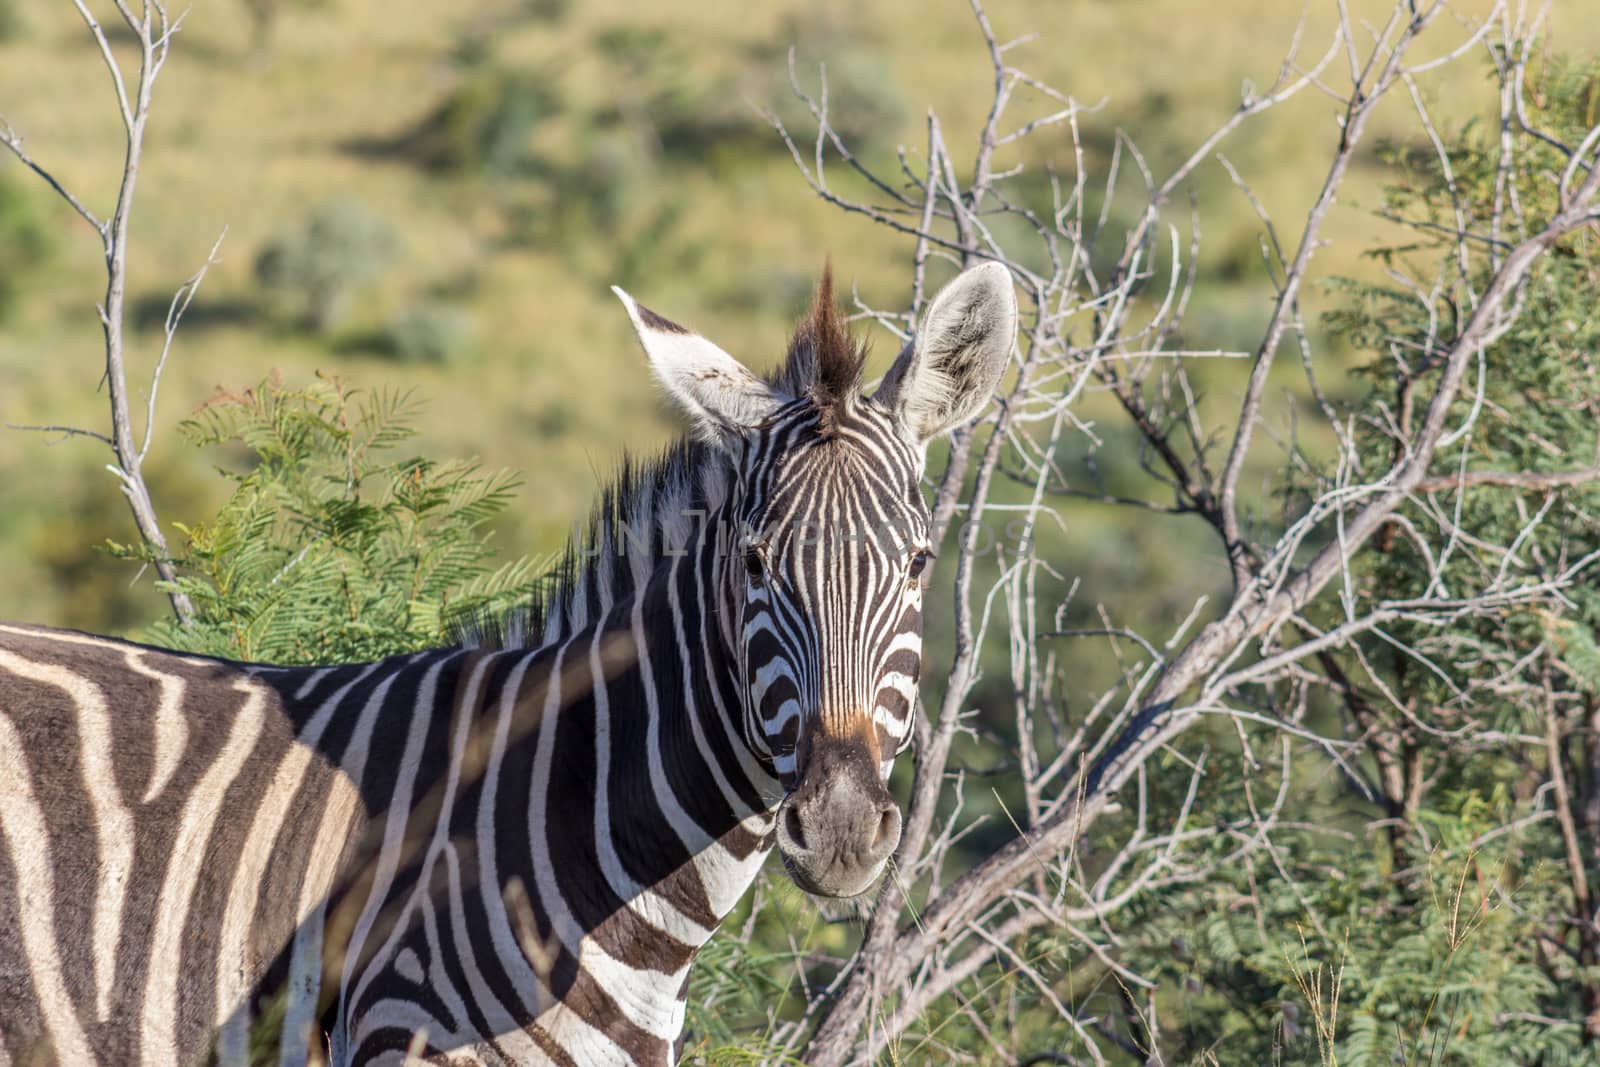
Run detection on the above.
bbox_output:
[0,262,1017,1066]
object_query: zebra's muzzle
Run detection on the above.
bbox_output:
[774,732,901,898]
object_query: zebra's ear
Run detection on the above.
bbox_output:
[612,286,789,441]
[874,262,1016,446]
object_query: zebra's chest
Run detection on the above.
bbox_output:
[333,919,689,1067]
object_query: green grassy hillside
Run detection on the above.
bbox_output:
[1,0,1594,632]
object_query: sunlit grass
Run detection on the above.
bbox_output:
[2,0,1596,635]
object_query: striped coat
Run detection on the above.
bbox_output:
[0,264,1016,1065]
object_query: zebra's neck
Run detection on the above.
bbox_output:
[426,436,782,1057]
[564,520,780,910]
[316,515,777,1063]
[484,515,777,1056]
[505,433,785,913]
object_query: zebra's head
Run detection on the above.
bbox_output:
[615,264,1016,898]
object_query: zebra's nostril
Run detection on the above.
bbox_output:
[871,807,900,854]
[784,805,808,852]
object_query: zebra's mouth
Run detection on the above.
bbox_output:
[773,785,901,900]
[775,826,890,903]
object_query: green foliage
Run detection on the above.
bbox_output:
[254,199,401,334]
[1325,53,1600,735]
[1550,616,1600,694]
[0,174,53,321]
[1095,54,1600,1066]
[682,934,805,1065]
[1152,810,1575,1065]
[679,880,831,1066]
[393,67,559,174]
[122,375,537,664]
[0,0,24,42]
[383,301,473,365]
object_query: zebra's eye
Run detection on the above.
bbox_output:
[908,550,930,580]
[743,547,765,582]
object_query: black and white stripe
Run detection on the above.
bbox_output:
[0,264,1015,1065]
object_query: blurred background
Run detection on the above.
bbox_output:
[7,3,1600,1061]
[1,0,1596,635]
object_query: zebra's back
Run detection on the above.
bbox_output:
[0,623,403,1066]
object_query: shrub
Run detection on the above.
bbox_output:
[0,0,24,41]
[592,27,769,163]
[122,375,538,664]
[383,302,472,365]
[1111,55,1600,1066]
[518,0,571,23]
[254,199,400,334]
[0,175,53,321]
[395,68,558,174]
[533,400,575,439]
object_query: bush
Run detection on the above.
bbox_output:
[592,28,769,163]
[383,302,472,365]
[122,375,537,664]
[254,199,400,334]
[517,0,571,23]
[394,68,558,174]
[0,176,53,322]
[1115,56,1600,1066]
[533,400,575,439]
[0,0,24,41]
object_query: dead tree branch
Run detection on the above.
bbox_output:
[765,1,1600,1061]
[1,1,205,625]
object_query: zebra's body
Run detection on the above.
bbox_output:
[0,264,1017,1065]
[0,531,764,1065]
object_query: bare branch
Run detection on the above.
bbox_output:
[7,423,115,446]
[1217,4,1441,596]
[0,123,107,235]
[142,228,227,462]
[1415,464,1600,494]
[7,1,199,625]
[779,0,1600,1059]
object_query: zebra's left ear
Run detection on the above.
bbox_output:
[874,262,1016,447]
[613,286,789,442]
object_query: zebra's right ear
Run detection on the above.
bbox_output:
[613,287,789,442]
[874,262,1016,447]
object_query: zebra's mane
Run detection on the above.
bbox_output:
[458,269,866,652]
[456,435,731,650]
[775,266,866,437]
